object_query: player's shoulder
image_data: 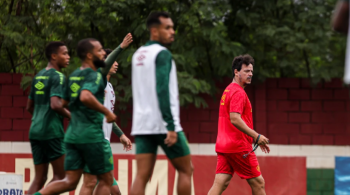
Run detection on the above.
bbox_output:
[227,83,245,95]
[34,68,47,77]
[51,69,65,78]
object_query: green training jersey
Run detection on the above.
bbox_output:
[63,68,107,144]
[28,68,66,140]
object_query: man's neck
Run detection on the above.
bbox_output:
[106,74,111,82]
[46,62,61,72]
[232,78,245,89]
[81,60,96,71]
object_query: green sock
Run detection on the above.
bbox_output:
[33,192,42,195]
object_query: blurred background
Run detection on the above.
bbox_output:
[0,0,349,194]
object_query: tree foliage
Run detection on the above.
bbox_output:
[0,0,347,114]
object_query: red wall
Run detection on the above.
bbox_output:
[1,73,349,145]
[0,154,307,195]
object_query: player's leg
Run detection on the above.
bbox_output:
[247,175,266,195]
[37,170,83,194]
[161,132,193,195]
[79,171,98,195]
[94,171,114,195]
[130,135,158,195]
[169,155,193,195]
[85,140,114,195]
[27,140,50,194]
[207,152,234,195]
[207,174,232,195]
[26,163,49,194]
[110,178,121,195]
[227,152,265,195]
[47,138,66,184]
[129,153,156,195]
[37,143,85,194]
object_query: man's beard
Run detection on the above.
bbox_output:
[92,56,106,68]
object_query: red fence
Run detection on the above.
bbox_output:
[0,73,349,145]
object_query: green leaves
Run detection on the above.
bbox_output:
[0,0,347,117]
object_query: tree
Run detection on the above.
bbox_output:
[0,0,347,119]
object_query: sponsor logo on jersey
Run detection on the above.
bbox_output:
[70,83,80,97]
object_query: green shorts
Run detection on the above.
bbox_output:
[135,131,190,159]
[64,139,114,175]
[30,138,65,165]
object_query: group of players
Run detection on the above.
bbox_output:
[26,11,270,195]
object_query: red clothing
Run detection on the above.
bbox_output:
[215,83,254,153]
[216,152,261,179]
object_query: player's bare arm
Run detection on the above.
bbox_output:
[51,96,71,119]
[332,0,349,34]
[230,112,269,146]
[26,99,34,115]
[80,90,116,123]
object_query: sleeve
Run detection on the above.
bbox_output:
[81,71,100,95]
[50,72,66,98]
[229,91,246,114]
[156,50,175,131]
[28,79,35,100]
[112,122,124,138]
[101,45,123,76]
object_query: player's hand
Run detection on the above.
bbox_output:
[120,134,132,152]
[120,33,133,49]
[259,144,270,153]
[105,112,117,123]
[254,134,269,145]
[164,131,177,147]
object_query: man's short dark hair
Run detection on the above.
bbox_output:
[232,54,254,77]
[146,11,171,29]
[76,38,98,60]
[104,48,112,59]
[45,41,66,61]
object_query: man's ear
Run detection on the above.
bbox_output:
[51,53,57,61]
[234,69,238,77]
[86,52,93,60]
[150,27,158,36]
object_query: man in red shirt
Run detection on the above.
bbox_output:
[208,54,270,195]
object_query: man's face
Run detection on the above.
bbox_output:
[154,17,175,45]
[90,41,106,61]
[108,61,119,75]
[54,46,70,68]
[235,64,253,86]
[88,41,106,68]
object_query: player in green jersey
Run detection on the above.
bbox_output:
[34,35,131,195]
[80,37,133,195]
[26,41,71,194]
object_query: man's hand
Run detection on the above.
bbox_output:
[259,144,270,154]
[164,131,177,147]
[120,134,132,151]
[120,33,133,49]
[254,134,269,145]
[105,111,117,123]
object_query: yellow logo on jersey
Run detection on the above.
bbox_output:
[256,165,260,172]
[35,81,45,90]
[70,83,80,97]
[70,83,80,93]
[220,94,226,105]
[96,73,102,84]
[109,156,114,164]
